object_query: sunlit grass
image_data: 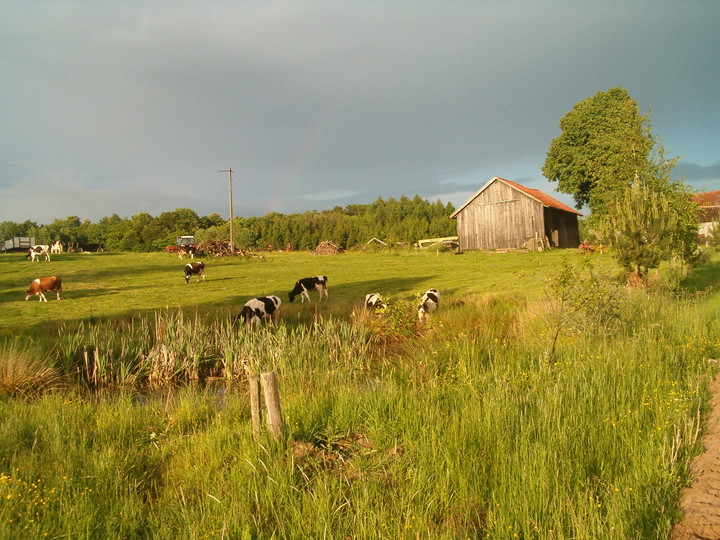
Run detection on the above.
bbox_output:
[0,249,617,335]
[0,251,718,537]
[0,340,64,398]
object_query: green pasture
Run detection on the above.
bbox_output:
[1,249,719,538]
[0,248,613,335]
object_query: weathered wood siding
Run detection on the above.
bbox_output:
[455,181,545,250]
[544,208,580,248]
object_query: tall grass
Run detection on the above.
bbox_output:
[1,258,719,538]
[0,340,64,398]
[0,276,720,539]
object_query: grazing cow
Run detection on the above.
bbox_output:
[238,295,282,328]
[26,245,51,262]
[50,240,64,254]
[364,293,386,310]
[25,276,62,302]
[288,276,328,303]
[178,245,198,259]
[183,261,205,283]
[418,288,440,320]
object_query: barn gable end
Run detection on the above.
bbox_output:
[450,177,581,251]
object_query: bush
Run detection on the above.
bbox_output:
[546,259,627,360]
[353,298,418,344]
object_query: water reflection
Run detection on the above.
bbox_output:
[81,379,246,411]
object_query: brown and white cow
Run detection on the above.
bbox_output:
[26,245,51,262]
[50,240,64,254]
[25,276,62,302]
[183,261,205,283]
[178,245,198,259]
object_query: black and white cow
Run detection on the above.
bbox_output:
[26,245,51,262]
[418,288,439,320]
[239,295,282,328]
[364,293,386,310]
[183,261,205,283]
[288,276,328,303]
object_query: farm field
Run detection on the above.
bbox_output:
[1,249,719,538]
[0,249,609,335]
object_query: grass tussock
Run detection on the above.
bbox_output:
[0,340,64,398]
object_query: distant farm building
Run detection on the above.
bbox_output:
[692,189,720,240]
[692,190,719,239]
[450,177,581,251]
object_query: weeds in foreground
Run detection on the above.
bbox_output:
[1,276,719,538]
[545,259,627,361]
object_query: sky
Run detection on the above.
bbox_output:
[2,1,719,225]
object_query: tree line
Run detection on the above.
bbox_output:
[1,195,456,252]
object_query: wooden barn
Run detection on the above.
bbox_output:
[450,177,581,251]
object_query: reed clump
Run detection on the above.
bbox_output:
[0,340,64,398]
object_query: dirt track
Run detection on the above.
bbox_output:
[671,371,720,539]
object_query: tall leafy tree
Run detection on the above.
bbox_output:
[1,220,38,240]
[94,214,129,251]
[542,87,652,219]
[157,208,200,243]
[199,213,225,229]
[544,87,700,275]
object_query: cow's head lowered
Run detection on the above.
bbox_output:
[26,245,51,262]
[183,261,205,283]
[417,288,439,320]
[25,276,62,302]
[238,295,282,328]
[288,275,328,303]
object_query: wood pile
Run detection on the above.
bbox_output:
[311,240,344,255]
[196,240,259,258]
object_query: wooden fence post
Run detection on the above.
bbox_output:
[261,371,284,441]
[247,372,262,441]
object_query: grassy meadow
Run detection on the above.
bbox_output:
[1,248,719,538]
[0,249,608,335]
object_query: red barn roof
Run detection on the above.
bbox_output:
[692,190,720,207]
[692,190,720,223]
[451,177,582,218]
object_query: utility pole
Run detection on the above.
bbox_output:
[220,168,235,254]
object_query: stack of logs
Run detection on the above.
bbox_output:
[311,240,344,255]
[196,240,257,258]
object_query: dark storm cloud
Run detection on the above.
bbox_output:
[1,1,718,223]
[675,162,720,193]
